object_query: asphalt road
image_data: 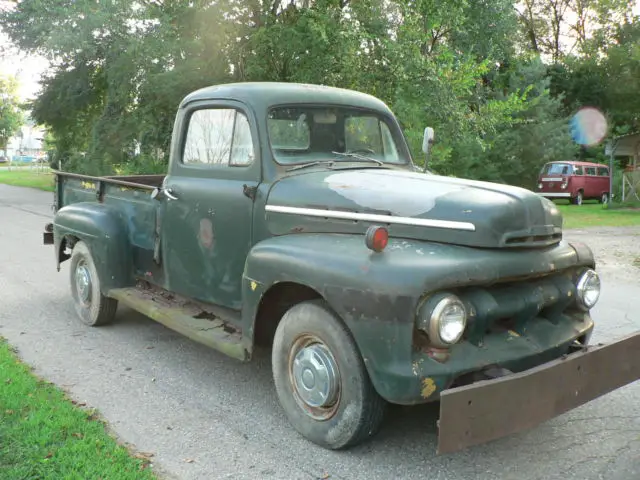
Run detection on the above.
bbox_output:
[1,183,639,480]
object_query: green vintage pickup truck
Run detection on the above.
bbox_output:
[43,82,640,454]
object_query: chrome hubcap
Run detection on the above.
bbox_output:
[75,262,92,304]
[291,342,340,410]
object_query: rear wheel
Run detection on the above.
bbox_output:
[69,241,118,326]
[572,191,583,205]
[272,300,386,449]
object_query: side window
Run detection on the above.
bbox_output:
[183,108,254,167]
[585,167,596,176]
[573,166,583,175]
[230,113,254,166]
[597,167,608,176]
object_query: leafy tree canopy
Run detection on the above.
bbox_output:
[0,0,637,187]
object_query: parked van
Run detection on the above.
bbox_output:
[536,160,610,205]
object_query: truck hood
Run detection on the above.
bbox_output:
[265,168,563,249]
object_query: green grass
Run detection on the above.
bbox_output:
[0,338,157,480]
[0,169,54,191]
[556,201,640,229]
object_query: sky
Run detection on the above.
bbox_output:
[0,1,639,102]
[0,0,49,101]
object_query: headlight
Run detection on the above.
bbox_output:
[561,183,568,189]
[418,294,467,346]
[576,269,600,310]
[538,183,543,189]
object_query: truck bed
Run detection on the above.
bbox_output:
[53,170,166,281]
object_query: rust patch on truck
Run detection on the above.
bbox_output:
[198,218,215,250]
[421,378,437,399]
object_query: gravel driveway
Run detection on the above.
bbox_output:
[564,226,640,283]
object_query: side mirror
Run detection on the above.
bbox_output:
[422,127,435,153]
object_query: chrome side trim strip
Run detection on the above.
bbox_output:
[265,205,476,231]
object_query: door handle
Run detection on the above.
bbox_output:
[164,188,179,201]
[151,186,178,201]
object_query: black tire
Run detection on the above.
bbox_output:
[69,241,118,326]
[572,191,583,205]
[272,300,386,450]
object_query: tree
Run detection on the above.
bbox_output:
[516,0,636,61]
[2,0,633,185]
[0,75,23,158]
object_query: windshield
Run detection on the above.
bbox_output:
[540,163,574,175]
[267,106,410,166]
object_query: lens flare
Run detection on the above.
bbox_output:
[570,107,608,147]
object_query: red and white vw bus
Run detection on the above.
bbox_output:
[536,161,610,205]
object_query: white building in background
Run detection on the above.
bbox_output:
[4,119,46,161]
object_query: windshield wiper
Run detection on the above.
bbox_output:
[286,160,335,172]
[332,151,384,166]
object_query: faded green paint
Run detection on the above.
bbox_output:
[48,82,602,406]
[266,169,563,248]
[53,202,134,292]
[242,232,595,403]
[161,98,261,309]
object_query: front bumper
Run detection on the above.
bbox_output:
[437,330,640,454]
[537,192,571,198]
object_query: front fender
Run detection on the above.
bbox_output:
[53,203,134,293]
[242,233,419,403]
[241,233,596,404]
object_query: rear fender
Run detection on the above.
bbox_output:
[53,202,134,293]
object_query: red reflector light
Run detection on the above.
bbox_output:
[365,226,388,252]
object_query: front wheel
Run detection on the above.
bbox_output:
[69,241,118,326]
[600,192,609,204]
[272,300,386,450]
[572,191,583,205]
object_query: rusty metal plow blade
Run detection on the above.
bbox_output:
[437,331,640,455]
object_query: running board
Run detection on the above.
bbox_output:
[108,285,249,361]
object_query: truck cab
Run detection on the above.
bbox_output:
[44,82,640,455]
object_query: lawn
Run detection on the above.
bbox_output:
[556,201,640,229]
[0,338,157,480]
[0,168,54,192]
